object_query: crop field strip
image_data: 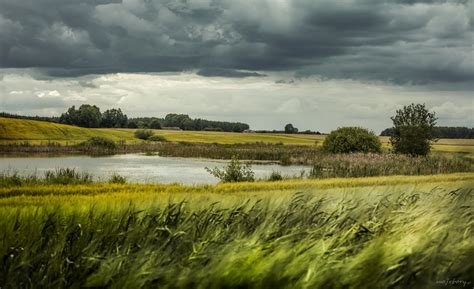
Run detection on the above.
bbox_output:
[0,173,473,288]
[1,173,472,205]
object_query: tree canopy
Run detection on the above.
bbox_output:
[284,123,298,134]
[389,103,437,156]
[101,108,128,128]
[59,105,102,128]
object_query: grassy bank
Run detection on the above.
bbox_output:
[0,174,473,288]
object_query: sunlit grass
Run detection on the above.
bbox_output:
[1,117,473,158]
[0,174,472,288]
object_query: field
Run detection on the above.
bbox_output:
[1,116,473,288]
[0,117,322,145]
[0,173,473,288]
[1,117,473,156]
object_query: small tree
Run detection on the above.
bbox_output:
[205,157,255,182]
[389,103,437,156]
[322,127,382,154]
[284,123,298,134]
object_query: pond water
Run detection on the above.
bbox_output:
[0,154,310,185]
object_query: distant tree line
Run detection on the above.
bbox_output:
[0,112,60,123]
[381,126,473,139]
[1,105,250,132]
[254,123,321,135]
[129,113,250,132]
[59,105,128,128]
[255,130,322,135]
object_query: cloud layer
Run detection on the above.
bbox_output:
[1,0,472,84]
[1,71,472,132]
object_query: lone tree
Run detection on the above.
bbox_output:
[322,127,381,153]
[389,103,437,156]
[284,123,298,134]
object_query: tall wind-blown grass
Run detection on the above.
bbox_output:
[0,168,93,187]
[309,153,472,178]
[0,179,472,288]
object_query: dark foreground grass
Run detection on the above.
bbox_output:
[0,178,473,289]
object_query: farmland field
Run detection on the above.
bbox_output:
[0,173,473,288]
[1,117,473,288]
[0,117,322,145]
[1,117,473,156]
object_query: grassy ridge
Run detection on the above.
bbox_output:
[0,174,473,288]
[0,117,135,143]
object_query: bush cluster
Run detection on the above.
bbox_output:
[322,127,381,154]
[268,171,283,181]
[148,135,167,142]
[134,129,155,140]
[81,136,118,150]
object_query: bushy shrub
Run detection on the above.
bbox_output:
[134,129,154,140]
[83,136,117,149]
[206,157,255,182]
[268,171,283,181]
[148,135,167,142]
[322,127,381,154]
[44,168,92,185]
[108,173,127,184]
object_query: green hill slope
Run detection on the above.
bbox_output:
[0,117,134,144]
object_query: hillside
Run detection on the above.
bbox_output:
[0,117,322,145]
[0,117,134,144]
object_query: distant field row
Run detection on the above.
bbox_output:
[1,117,473,156]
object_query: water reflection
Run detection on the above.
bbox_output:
[0,154,309,185]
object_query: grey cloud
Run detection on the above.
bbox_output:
[0,0,472,84]
[197,68,265,78]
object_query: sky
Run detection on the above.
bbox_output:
[0,0,472,133]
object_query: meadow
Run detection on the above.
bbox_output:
[1,117,473,157]
[1,116,474,288]
[0,173,473,288]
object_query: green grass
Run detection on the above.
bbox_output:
[1,117,473,157]
[0,117,322,145]
[0,117,136,144]
[0,174,473,288]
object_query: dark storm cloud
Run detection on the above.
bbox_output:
[0,0,472,84]
[197,68,266,78]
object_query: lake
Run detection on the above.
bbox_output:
[0,154,310,184]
